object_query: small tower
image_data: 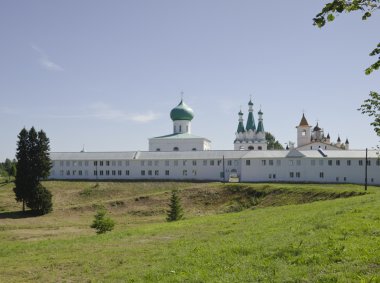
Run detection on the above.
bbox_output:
[170,99,194,134]
[245,99,256,132]
[296,113,312,147]
[336,136,341,147]
[326,133,331,143]
[345,138,349,150]
[256,109,265,141]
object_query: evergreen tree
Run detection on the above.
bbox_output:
[13,127,53,214]
[13,128,30,211]
[90,207,115,234]
[166,190,184,222]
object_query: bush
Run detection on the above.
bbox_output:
[27,184,53,215]
[91,207,115,234]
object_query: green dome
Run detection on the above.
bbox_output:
[170,100,194,121]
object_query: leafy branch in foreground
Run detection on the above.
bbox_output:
[359,91,380,136]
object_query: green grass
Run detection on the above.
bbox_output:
[0,181,379,282]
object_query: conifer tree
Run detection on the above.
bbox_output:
[91,207,115,234]
[166,190,184,222]
[13,127,53,214]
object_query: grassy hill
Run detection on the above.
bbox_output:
[0,180,379,282]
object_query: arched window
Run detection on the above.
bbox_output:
[173,147,179,151]
[302,130,306,136]
[179,125,182,132]
[192,148,196,151]
[258,146,262,150]
[248,146,254,150]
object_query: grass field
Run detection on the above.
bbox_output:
[0,180,379,282]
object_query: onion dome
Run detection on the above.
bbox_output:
[248,99,253,106]
[170,100,194,121]
[327,133,330,139]
[345,138,349,144]
[337,136,341,143]
[313,123,321,132]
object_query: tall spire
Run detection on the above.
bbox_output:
[299,113,309,127]
[245,98,256,131]
[237,109,245,133]
[256,109,264,133]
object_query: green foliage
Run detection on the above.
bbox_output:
[13,127,53,213]
[166,190,184,222]
[314,1,380,138]
[359,91,380,136]
[266,132,284,150]
[27,184,53,215]
[91,207,115,234]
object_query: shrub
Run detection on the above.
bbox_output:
[91,207,115,234]
[166,190,184,222]
[27,184,53,215]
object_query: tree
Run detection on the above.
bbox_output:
[13,127,53,214]
[166,190,184,222]
[90,207,115,234]
[313,1,380,137]
[266,132,284,150]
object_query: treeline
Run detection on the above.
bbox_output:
[0,158,17,180]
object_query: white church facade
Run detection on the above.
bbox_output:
[49,99,380,185]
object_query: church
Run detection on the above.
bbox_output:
[49,99,379,185]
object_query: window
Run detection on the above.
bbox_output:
[148,170,152,176]
[155,170,159,176]
[311,160,316,166]
[227,160,232,166]
[183,160,187,166]
[192,160,197,166]
[94,170,97,176]
[148,160,152,166]
[261,160,266,166]
[66,170,70,176]
[209,160,214,166]
[347,160,351,166]
[72,170,76,176]
[100,161,104,166]
[78,161,82,166]
[273,174,276,179]
[289,172,294,178]
[248,146,254,150]
[112,161,116,166]
[289,160,294,166]
[106,170,110,176]
[234,160,239,166]
[165,160,170,166]
[246,160,251,166]
[100,171,103,176]
[141,170,145,176]
[118,161,122,166]
[296,172,301,178]
[343,177,346,182]
[165,170,170,176]
[156,148,160,151]
[319,160,324,166]
[269,174,272,179]
[203,160,207,166]
[183,170,187,176]
[179,125,182,132]
[320,172,324,178]
[125,161,130,166]
[85,161,89,166]
[173,147,179,151]
[367,160,371,166]
[336,177,339,182]
[73,161,77,167]
[192,148,197,151]
[302,130,306,136]
[192,170,197,176]
[60,161,64,166]
[217,160,222,166]
[112,170,116,176]
[258,146,262,150]
[94,161,98,166]
[269,160,274,166]
[154,160,159,166]
[79,170,82,176]
[328,160,333,166]
[336,160,340,166]
[276,160,281,166]
[359,160,363,166]
[118,170,122,176]
[126,170,130,176]
[296,160,301,166]
[141,161,145,166]
[376,159,380,166]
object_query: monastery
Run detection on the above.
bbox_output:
[49,99,379,185]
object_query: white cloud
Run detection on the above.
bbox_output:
[130,111,160,123]
[31,44,64,72]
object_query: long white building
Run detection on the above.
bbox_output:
[49,99,380,185]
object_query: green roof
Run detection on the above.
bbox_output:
[170,100,194,121]
[246,111,256,131]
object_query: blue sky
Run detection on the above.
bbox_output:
[0,1,379,160]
